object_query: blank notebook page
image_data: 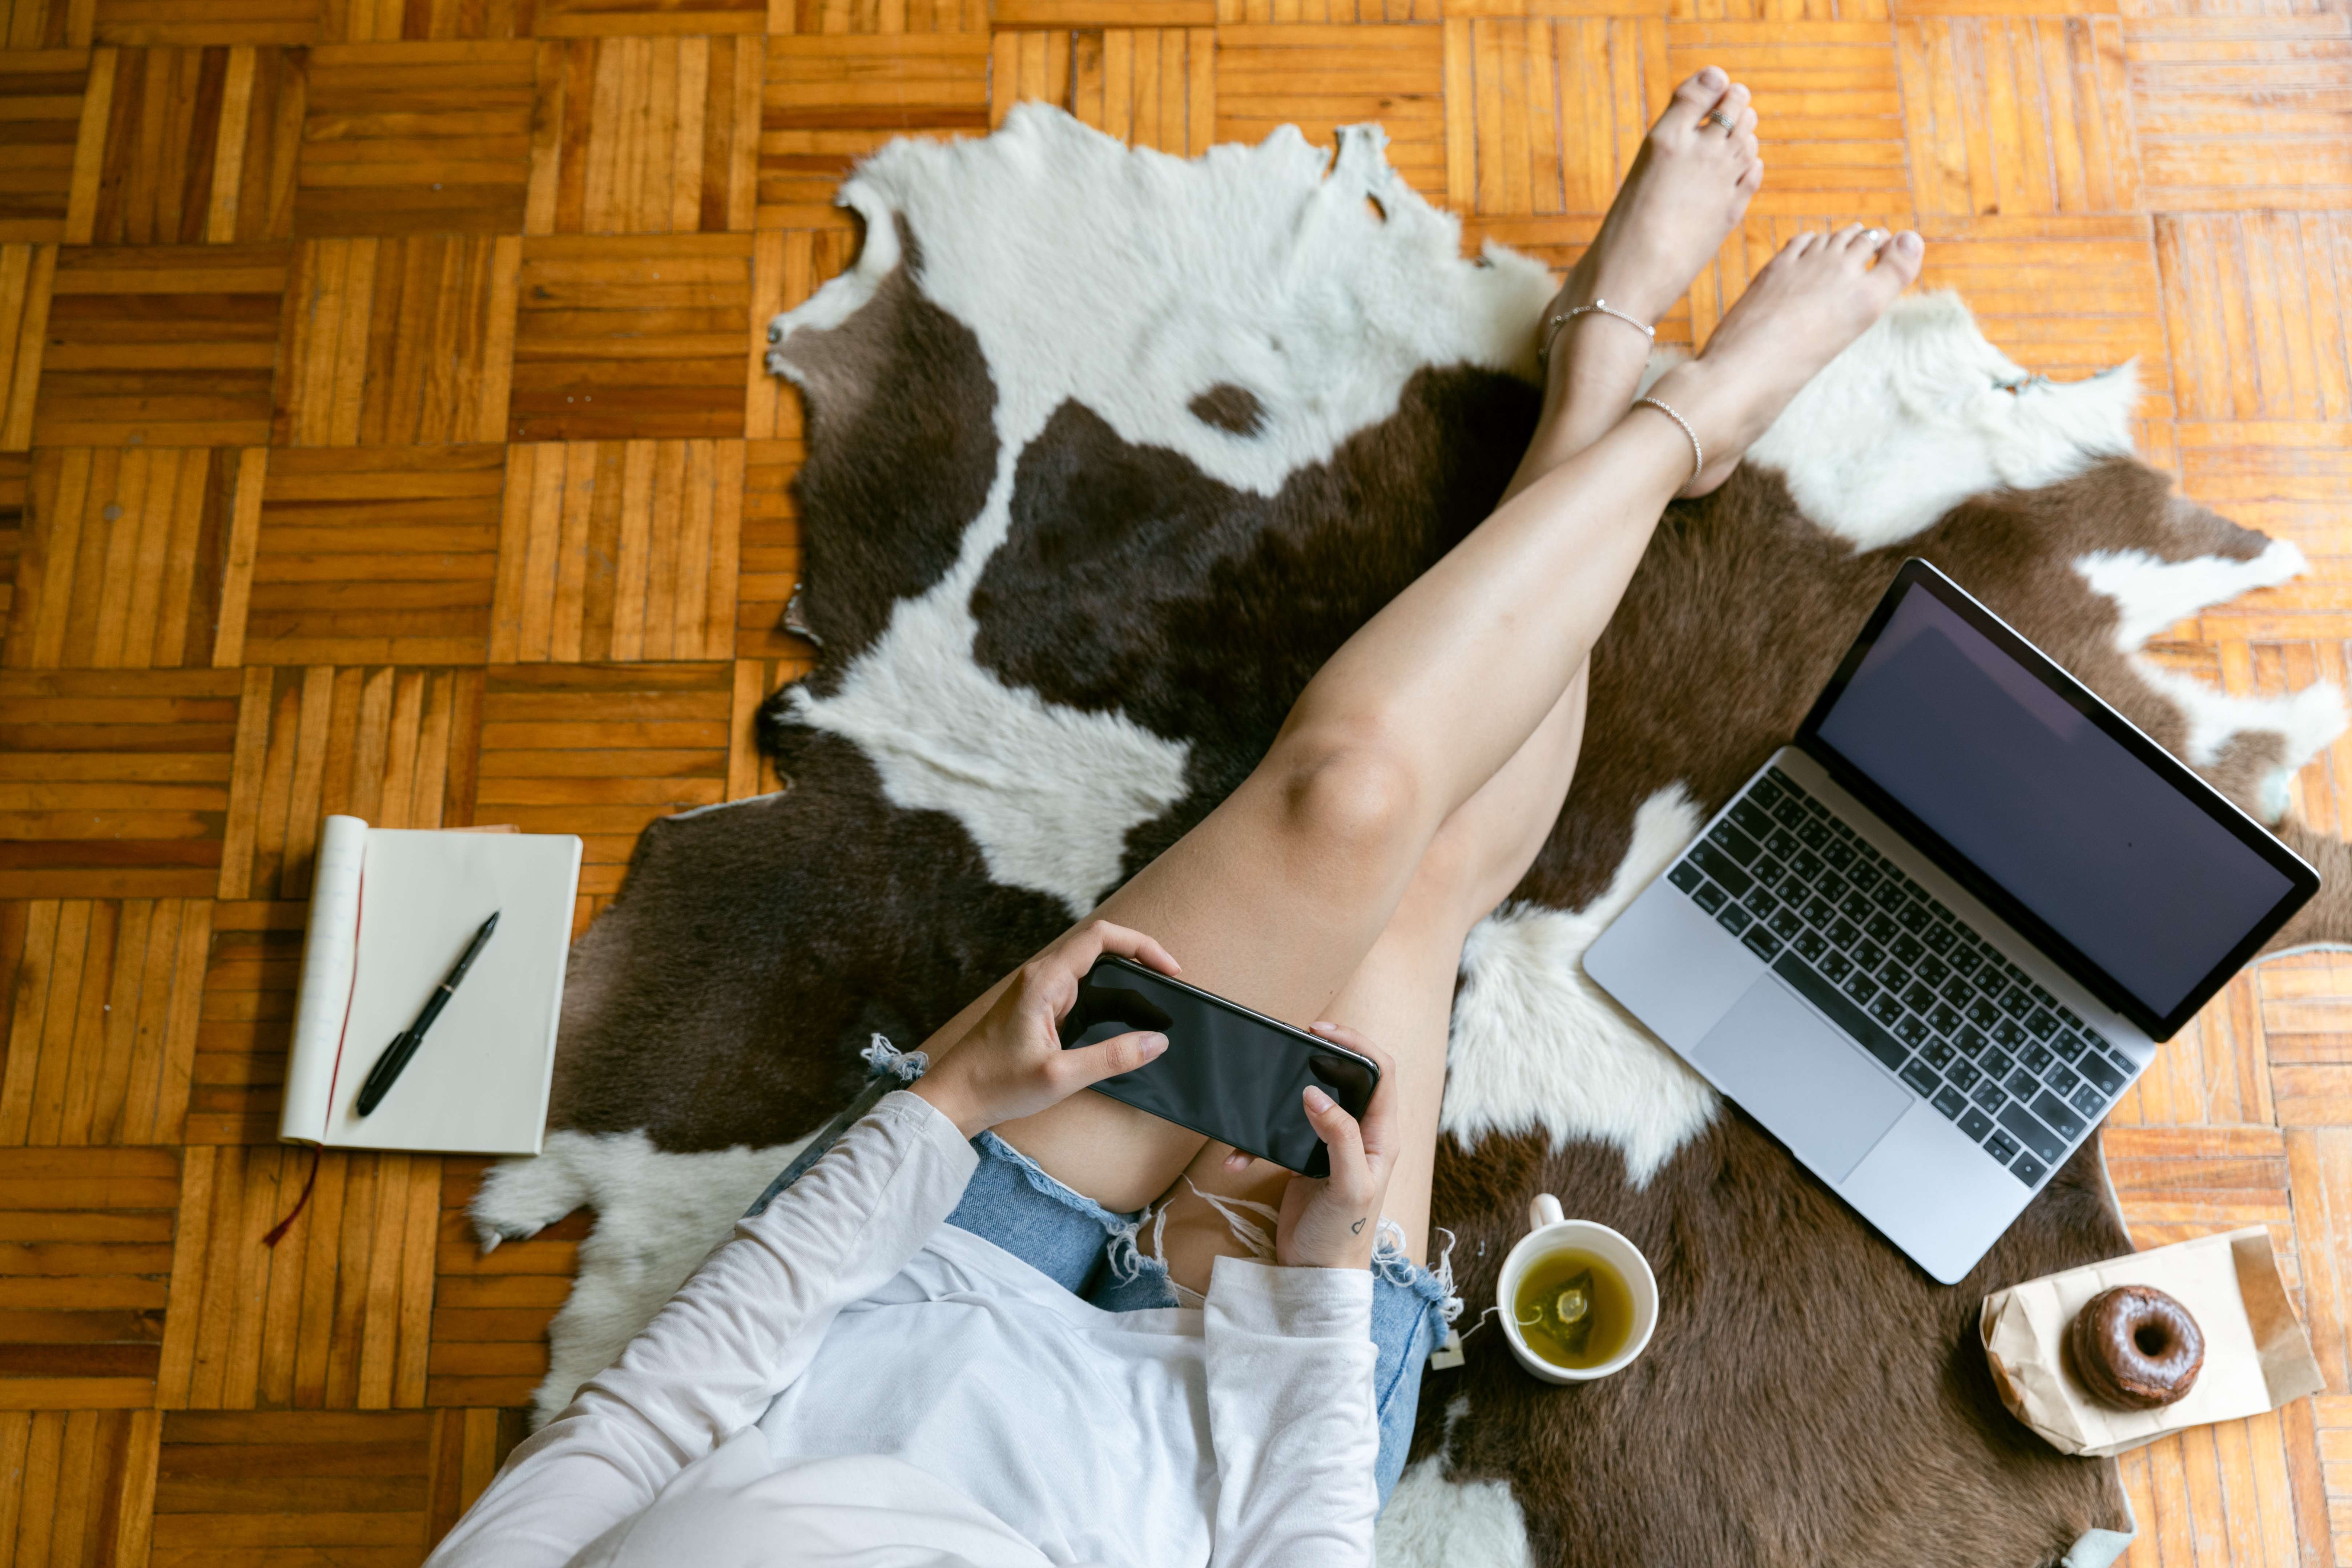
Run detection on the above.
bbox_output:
[320,829,579,1154]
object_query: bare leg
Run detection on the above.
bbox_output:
[1147,673,1587,1293]
[930,145,1919,1218]
[1140,98,1786,1275]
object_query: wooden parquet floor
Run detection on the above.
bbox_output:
[0,0,2345,1559]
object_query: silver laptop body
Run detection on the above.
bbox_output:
[1584,561,2317,1284]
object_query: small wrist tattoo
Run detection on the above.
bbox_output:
[1350,1217,1365,1234]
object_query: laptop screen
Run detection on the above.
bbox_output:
[1800,564,2315,1035]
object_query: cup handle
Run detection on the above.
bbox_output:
[1529,1193,1564,1230]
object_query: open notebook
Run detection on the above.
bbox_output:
[282,815,582,1155]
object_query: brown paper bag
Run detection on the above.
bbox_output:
[1981,1225,2325,1458]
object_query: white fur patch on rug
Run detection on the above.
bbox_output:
[774,105,1555,916]
[471,112,2343,1561]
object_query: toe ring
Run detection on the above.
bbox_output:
[1704,109,1737,132]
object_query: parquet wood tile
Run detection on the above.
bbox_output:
[536,0,769,34]
[235,447,504,664]
[736,434,806,650]
[989,25,1213,149]
[1448,17,1671,215]
[0,2,2345,1560]
[1664,21,1910,219]
[8,448,238,669]
[427,1162,579,1407]
[0,1407,156,1565]
[2171,421,2352,571]
[321,0,530,43]
[0,453,25,651]
[1913,214,2171,401]
[292,42,535,238]
[33,245,287,448]
[149,1408,515,1567]
[1219,24,1445,197]
[0,1146,175,1411]
[773,0,984,37]
[2287,1124,2352,1395]
[508,233,754,439]
[471,661,731,891]
[91,0,320,49]
[758,34,990,226]
[1895,15,2139,217]
[157,1140,438,1409]
[0,48,89,245]
[277,238,520,446]
[489,439,741,661]
[182,902,298,1149]
[2159,214,2352,425]
[0,243,53,449]
[528,35,764,234]
[2,0,94,52]
[0,669,239,900]
[1676,0,1887,23]
[73,44,305,247]
[214,664,483,903]
[2125,15,2352,211]
[0,899,209,1148]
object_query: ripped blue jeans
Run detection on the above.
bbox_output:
[945,1129,1459,1511]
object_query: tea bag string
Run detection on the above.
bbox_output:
[1456,1304,1508,1343]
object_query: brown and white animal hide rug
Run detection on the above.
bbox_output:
[470,104,2352,1567]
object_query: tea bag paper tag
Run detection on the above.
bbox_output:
[1428,1329,1465,1370]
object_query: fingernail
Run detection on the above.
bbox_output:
[1139,1033,1168,1056]
[1304,1087,1334,1113]
[1309,1021,1337,1034]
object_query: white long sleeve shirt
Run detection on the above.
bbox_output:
[426,1090,1380,1568]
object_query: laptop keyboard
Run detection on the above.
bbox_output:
[1666,767,2136,1189]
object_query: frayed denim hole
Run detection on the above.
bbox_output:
[971,1130,1141,1234]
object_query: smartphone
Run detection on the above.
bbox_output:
[1056,955,1380,1177]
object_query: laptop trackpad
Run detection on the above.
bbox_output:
[1692,976,1912,1184]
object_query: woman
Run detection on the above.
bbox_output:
[429,69,1924,1568]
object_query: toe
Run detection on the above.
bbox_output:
[1876,229,1925,290]
[1829,222,1867,251]
[1712,84,1751,137]
[1661,65,1732,136]
[1733,104,1759,142]
[1784,230,1819,258]
[1736,159,1764,196]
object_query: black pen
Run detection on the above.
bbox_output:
[355,911,500,1116]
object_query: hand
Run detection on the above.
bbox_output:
[1274,1024,1398,1272]
[913,921,1179,1139]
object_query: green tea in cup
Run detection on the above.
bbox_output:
[1511,1247,1635,1370]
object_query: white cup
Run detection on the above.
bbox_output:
[1496,1194,1660,1383]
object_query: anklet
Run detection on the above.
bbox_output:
[1538,299,1655,364]
[1633,396,1703,485]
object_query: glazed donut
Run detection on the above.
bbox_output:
[2066,1285,2204,1410]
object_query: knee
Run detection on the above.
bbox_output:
[1266,729,1423,864]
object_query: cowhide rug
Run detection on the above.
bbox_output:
[470,105,2352,1567]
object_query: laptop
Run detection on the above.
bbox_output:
[1584,559,2319,1283]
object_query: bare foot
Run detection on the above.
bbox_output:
[1647,222,1926,496]
[1541,66,1764,356]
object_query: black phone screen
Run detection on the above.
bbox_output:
[1056,956,1378,1177]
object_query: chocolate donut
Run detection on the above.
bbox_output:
[2066,1285,2204,1410]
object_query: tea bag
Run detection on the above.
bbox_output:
[1522,1267,1598,1355]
